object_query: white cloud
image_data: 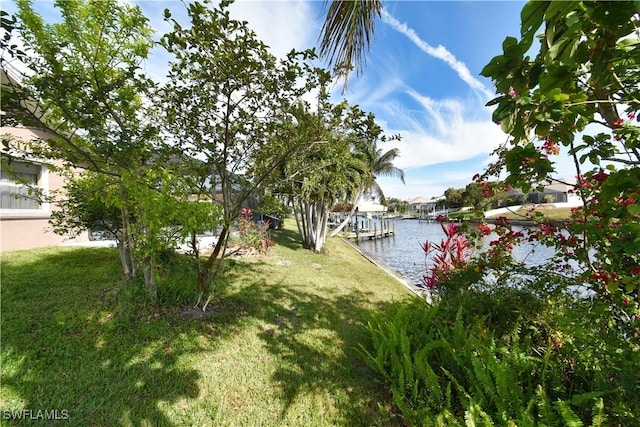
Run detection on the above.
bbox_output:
[374,92,507,169]
[380,9,494,100]
[377,168,477,200]
[368,96,507,199]
[392,123,505,169]
[229,1,318,58]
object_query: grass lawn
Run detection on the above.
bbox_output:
[1,222,412,426]
[487,205,576,221]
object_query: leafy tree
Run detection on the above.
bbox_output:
[386,197,408,214]
[272,86,373,252]
[9,0,220,300]
[443,187,464,209]
[329,115,404,237]
[10,0,165,294]
[51,168,221,299]
[0,10,30,127]
[50,172,124,256]
[480,1,639,298]
[11,0,158,176]
[456,4,640,421]
[161,0,321,300]
[461,182,488,211]
[116,167,222,299]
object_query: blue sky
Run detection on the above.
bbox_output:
[9,0,582,201]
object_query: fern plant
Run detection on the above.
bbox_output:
[359,298,610,426]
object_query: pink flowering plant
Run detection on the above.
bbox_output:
[234,208,273,254]
[373,5,639,424]
[420,220,470,291]
[475,4,639,418]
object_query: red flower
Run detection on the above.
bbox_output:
[592,171,609,185]
[619,197,637,206]
[494,216,511,226]
[613,118,624,127]
[575,175,589,189]
[477,223,492,236]
[541,138,560,155]
[443,222,461,238]
[540,223,556,235]
[481,181,494,197]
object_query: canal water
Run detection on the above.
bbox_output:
[355,218,555,287]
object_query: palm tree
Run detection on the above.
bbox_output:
[358,138,406,203]
[329,138,405,237]
[318,0,382,83]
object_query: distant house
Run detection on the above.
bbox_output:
[407,196,431,212]
[407,196,444,216]
[355,201,387,214]
[500,178,582,207]
[527,178,581,205]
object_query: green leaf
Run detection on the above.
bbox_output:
[535,121,551,136]
[551,92,570,102]
[520,1,548,50]
[480,55,506,78]
[485,95,506,107]
[627,203,640,216]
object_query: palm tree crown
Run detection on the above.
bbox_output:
[318,0,382,83]
[357,139,405,203]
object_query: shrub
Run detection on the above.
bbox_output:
[359,296,630,425]
[232,208,273,254]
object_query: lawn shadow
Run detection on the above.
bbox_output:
[1,246,404,426]
[271,225,304,251]
[214,265,403,426]
[1,248,203,426]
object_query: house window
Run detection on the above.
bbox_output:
[0,160,42,209]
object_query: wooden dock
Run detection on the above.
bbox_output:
[345,229,395,241]
[340,218,396,241]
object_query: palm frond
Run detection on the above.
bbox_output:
[318,0,382,83]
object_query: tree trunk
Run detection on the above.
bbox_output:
[117,231,131,279]
[329,191,363,237]
[118,204,137,279]
[190,229,201,276]
[593,82,620,127]
[313,201,322,252]
[313,200,329,253]
[197,224,229,295]
[142,254,158,300]
[304,201,314,248]
[292,199,305,247]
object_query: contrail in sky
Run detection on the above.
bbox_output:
[381,9,494,100]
